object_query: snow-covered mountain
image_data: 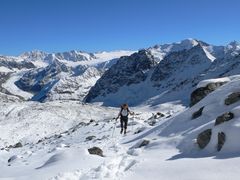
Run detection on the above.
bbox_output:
[1,38,240,106]
[0,50,134,101]
[1,75,240,179]
[2,39,240,179]
[86,39,240,106]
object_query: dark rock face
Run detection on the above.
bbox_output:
[215,112,234,126]
[197,129,212,149]
[13,142,23,148]
[15,60,69,93]
[88,147,104,157]
[85,50,156,102]
[217,132,226,151]
[151,44,212,85]
[190,82,227,106]
[0,56,35,70]
[225,92,240,105]
[192,106,204,119]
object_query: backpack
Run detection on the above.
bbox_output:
[120,108,129,117]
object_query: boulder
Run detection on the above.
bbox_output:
[190,82,226,106]
[197,129,212,149]
[225,92,240,105]
[215,112,234,126]
[138,139,150,148]
[192,106,204,119]
[217,132,226,151]
[88,147,104,157]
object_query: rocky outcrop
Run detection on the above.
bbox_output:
[217,132,226,151]
[88,147,104,157]
[85,136,96,141]
[7,142,23,149]
[190,82,227,106]
[192,106,204,119]
[215,112,234,125]
[85,50,156,102]
[197,129,212,149]
[225,92,240,105]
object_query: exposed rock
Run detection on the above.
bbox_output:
[88,147,104,157]
[197,129,212,149]
[0,56,35,70]
[85,136,96,141]
[225,92,240,105]
[192,106,204,119]
[190,82,227,106]
[151,44,212,87]
[215,112,234,126]
[217,132,226,151]
[8,155,18,163]
[154,112,165,119]
[15,59,70,101]
[85,49,156,102]
[89,119,95,123]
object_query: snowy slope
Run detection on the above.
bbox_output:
[1,75,240,179]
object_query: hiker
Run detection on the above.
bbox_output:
[116,104,134,134]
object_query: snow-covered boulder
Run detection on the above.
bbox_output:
[197,129,212,149]
[215,112,234,126]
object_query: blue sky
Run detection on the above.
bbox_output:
[0,0,240,55]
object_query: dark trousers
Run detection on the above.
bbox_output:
[120,116,128,130]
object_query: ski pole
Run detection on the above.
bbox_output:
[132,113,134,131]
[111,118,117,138]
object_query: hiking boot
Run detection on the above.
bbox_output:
[124,130,127,134]
[120,129,123,134]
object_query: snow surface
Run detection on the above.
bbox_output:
[2,75,240,180]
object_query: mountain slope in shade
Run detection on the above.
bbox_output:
[85,50,157,103]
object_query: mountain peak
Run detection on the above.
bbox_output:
[179,38,199,46]
[228,41,240,48]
